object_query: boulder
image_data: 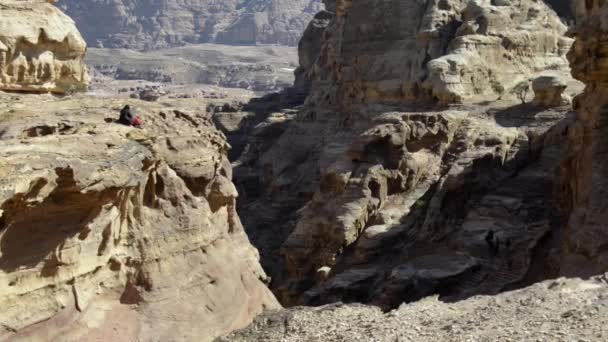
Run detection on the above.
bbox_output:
[0,1,89,93]
[532,75,570,107]
[138,88,161,102]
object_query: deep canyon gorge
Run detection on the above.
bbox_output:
[1,0,608,341]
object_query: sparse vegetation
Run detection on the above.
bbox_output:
[510,80,531,104]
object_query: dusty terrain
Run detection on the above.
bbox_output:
[223,275,608,341]
[87,44,299,92]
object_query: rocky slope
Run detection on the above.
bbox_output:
[86,44,298,92]
[0,93,279,342]
[222,275,608,341]
[0,5,281,341]
[58,0,323,50]
[0,1,89,93]
[227,0,587,308]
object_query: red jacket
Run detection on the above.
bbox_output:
[132,116,142,127]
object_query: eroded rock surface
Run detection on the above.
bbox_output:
[221,275,608,341]
[306,0,572,106]
[0,94,278,341]
[59,0,323,50]
[558,0,608,278]
[229,0,585,308]
[0,1,89,93]
[263,102,574,306]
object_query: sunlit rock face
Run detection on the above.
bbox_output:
[306,0,571,107]
[59,0,323,50]
[0,1,89,94]
[231,0,582,307]
[0,95,278,342]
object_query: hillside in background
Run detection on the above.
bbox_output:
[59,0,323,50]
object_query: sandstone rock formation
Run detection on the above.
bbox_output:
[291,10,334,103]
[305,0,572,107]
[0,94,278,341]
[0,1,89,94]
[532,75,570,107]
[229,0,585,308]
[266,102,574,306]
[59,0,323,50]
[558,0,608,278]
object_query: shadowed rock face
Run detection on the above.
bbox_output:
[227,0,585,308]
[558,0,608,277]
[0,95,279,341]
[58,0,323,50]
[0,1,89,93]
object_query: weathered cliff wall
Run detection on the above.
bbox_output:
[0,96,278,340]
[558,0,608,277]
[231,0,583,307]
[0,1,89,93]
[306,0,571,107]
[58,0,323,50]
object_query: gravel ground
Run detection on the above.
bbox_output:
[220,275,608,341]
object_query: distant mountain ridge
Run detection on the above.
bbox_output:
[59,0,323,50]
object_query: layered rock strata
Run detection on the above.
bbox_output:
[0,1,89,93]
[0,94,278,341]
[532,75,570,107]
[306,0,572,106]
[230,0,582,307]
[59,0,323,50]
[222,276,608,341]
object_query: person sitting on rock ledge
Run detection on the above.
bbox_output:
[119,105,142,128]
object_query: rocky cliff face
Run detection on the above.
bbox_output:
[306,0,572,107]
[58,0,323,50]
[0,1,89,93]
[558,0,608,277]
[0,94,279,341]
[0,4,280,341]
[231,0,584,307]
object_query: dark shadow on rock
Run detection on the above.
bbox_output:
[289,113,575,309]
[492,103,571,128]
[0,167,118,274]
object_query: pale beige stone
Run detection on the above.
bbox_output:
[0,95,279,342]
[0,1,89,93]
